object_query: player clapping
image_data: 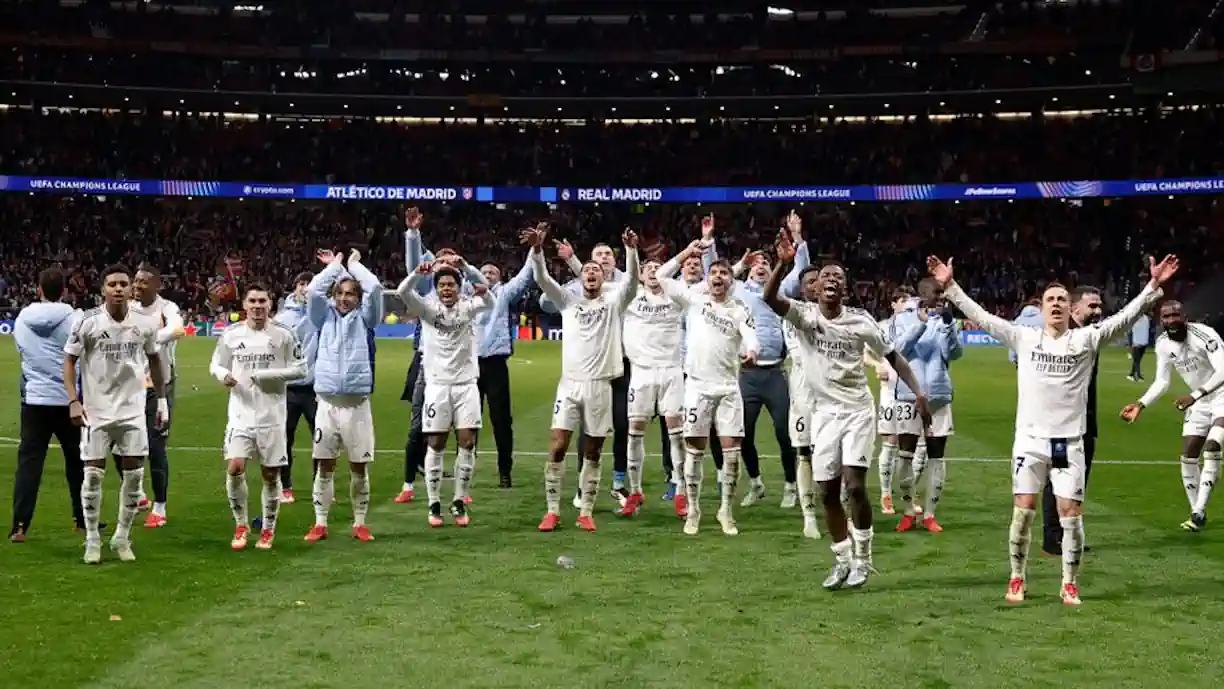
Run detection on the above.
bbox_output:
[525,225,639,532]
[396,258,493,527]
[932,253,1177,606]
[1121,300,1224,532]
[209,284,307,550]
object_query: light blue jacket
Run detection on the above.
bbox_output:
[731,241,810,365]
[892,308,962,404]
[274,294,319,387]
[1009,305,1043,363]
[1130,314,1151,347]
[308,261,383,396]
[475,261,535,358]
[15,302,79,406]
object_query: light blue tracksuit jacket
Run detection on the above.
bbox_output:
[308,261,383,396]
[15,302,79,406]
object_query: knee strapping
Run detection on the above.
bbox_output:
[1206,424,1224,449]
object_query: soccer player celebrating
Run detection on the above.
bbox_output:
[210,284,306,550]
[659,258,760,536]
[130,264,186,527]
[1121,300,1224,532]
[304,249,384,543]
[892,278,963,534]
[930,253,1178,605]
[525,225,639,532]
[64,264,169,564]
[764,235,928,589]
[396,260,493,527]
[873,287,914,515]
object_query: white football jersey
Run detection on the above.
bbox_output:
[1140,323,1224,408]
[130,295,183,384]
[533,247,640,382]
[662,280,758,389]
[623,288,686,369]
[64,307,158,425]
[784,301,893,412]
[210,321,305,429]
[947,282,1161,438]
[396,276,493,385]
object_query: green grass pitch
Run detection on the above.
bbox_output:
[1,339,1222,689]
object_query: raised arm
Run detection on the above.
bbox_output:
[657,240,704,280]
[1091,256,1178,348]
[307,255,344,328]
[930,256,1022,351]
[530,244,573,311]
[762,236,797,319]
[346,252,385,327]
[612,233,641,311]
[658,274,694,309]
[499,254,536,305]
[395,272,440,321]
[779,241,810,299]
[251,332,308,384]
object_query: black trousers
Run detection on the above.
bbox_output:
[143,383,175,503]
[1042,435,1095,553]
[476,355,515,477]
[281,385,318,490]
[1129,346,1147,378]
[12,403,83,533]
[738,365,798,482]
[402,350,426,483]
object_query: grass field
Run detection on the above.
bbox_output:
[2,338,1222,689]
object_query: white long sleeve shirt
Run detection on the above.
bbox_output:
[623,286,686,369]
[946,282,1162,438]
[782,300,893,413]
[209,321,306,430]
[396,273,493,385]
[533,247,640,381]
[660,280,758,390]
[1139,323,1224,409]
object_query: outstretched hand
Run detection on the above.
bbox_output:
[622,227,639,249]
[317,249,341,266]
[775,229,796,263]
[1147,254,1180,287]
[416,260,434,276]
[404,207,423,230]
[520,227,546,248]
[927,256,954,287]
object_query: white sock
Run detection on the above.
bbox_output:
[454,446,475,502]
[227,472,249,526]
[720,447,741,513]
[831,537,852,564]
[877,441,898,497]
[1194,452,1220,515]
[897,450,916,515]
[579,458,601,517]
[312,471,334,526]
[750,475,764,490]
[424,446,444,506]
[1059,515,1085,585]
[627,433,645,495]
[1009,506,1036,580]
[912,442,929,477]
[81,466,105,543]
[152,502,166,517]
[797,455,817,520]
[261,479,281,532]
[851,526,874,566]
[684,447,704,515]
[401,481,414,493]
[545,459,564,514]
[923,456,946,518]
[1181,456,1202,509]
[668,430,685,488]
[350,471,370,526]
[115,466,144,542]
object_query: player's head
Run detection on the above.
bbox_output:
[480,263,502,285]
[591,243,616,273]
[798,265,821,302]
[640,260,661,290]
[133,264,161,303]
[333,278,362,314]
[101,264,132,307]
[816,262,847,307]
[293,271,312,299]
[38,267,65,302]
[434,265,463,306]
[891,286,914,313]
[433,248,461,271]
[681,253,705,282]
[748,254,772,284]
[1070,285,1103,326]
[706,259,733,298]
[1160,300,1188,341]
[1041,282,1071,330]
[244,283,272,325]
[917,278,944,309]
[581,260,605,295]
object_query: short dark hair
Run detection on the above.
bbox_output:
[799,265,821,283]
[434,266,462,284]
[918,277,940,293]
[101,264,131,281]
[39,267,65,301]
[819,260,846,274]
[708,258,733,272]
[1070,285,1101,303]
[293,271,313,285]
[136,263,161,279]
[891,286,914,301]
[244,282,271,298]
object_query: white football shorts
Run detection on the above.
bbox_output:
[1011,434,1086,501]
[682,381,744,439]
[423,381,483,433]
[313,395,376,463]
[1182,400,1224,438]
[80,416,148,461]
[224,425,288,468]
[551,379,614,437]
[897,400,955,437]
[810,406,875,482]
[876,383,898,435]
[628,365,684,420]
